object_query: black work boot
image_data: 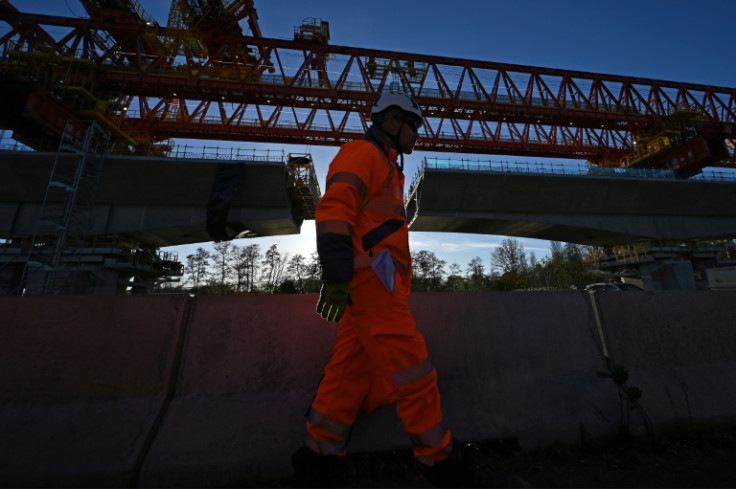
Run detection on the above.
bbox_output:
[427,440,531,488]
[291,446,348,487]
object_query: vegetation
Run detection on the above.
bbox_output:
[159,239,604,294]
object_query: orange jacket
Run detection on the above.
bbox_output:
[315,131,411,287]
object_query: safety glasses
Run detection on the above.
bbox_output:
[403,118,421,133]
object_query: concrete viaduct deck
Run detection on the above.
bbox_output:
[0,151,307,247]
[407,164,736,246]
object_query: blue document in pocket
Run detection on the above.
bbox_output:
[371,248,395,293]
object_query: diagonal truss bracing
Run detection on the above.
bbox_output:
[1,8,734,165]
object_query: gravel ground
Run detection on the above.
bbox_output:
[235,424,736,488]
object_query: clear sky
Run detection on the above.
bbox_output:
[8,0,736,270]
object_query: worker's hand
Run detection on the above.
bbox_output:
[316,282,352,322]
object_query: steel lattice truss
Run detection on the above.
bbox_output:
[1,3,735,167]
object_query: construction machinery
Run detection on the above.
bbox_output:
[0,0,734,174]
[1,0,736,294]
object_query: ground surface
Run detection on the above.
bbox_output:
[237,424,736,488]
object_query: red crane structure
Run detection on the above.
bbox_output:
[2,0,736,296]
[1,0,735,178]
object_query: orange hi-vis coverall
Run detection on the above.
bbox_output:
[308,129,452,466]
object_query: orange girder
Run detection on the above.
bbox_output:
[1,5,734,170]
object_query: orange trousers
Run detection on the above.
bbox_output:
[306,272,452,466]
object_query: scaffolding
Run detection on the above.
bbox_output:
[286,153,321,221]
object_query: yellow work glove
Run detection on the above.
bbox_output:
[316,282,352,322]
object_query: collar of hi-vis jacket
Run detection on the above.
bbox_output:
[364,125,402,171]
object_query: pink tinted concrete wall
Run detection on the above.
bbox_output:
[139,291,736,486]
[2,291,735,487]
[595,291,736,431]
[411,291,619,447]
[0,295,191,487]
[138,294,335,487]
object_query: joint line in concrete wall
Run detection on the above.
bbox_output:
[130,295,197,487]
[589,291,613,367]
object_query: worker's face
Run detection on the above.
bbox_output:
[399,116,420,154]
[382,110,421,154]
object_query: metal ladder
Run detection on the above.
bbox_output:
[20,121,109,295]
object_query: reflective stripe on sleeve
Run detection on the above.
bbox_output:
[326,171,367,202]
[316,219,353,237]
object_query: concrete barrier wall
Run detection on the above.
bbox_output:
[597,291,736,428]
[0,295,191,487]
[1,291,735,487]
[139,294,336,487]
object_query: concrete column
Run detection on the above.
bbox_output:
[640,260,696,290]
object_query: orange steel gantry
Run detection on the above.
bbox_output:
[1,0,735,177]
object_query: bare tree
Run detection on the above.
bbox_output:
[445,262,464,291]
[261,244,288,293]
[564,242,584,263]
[550,241,565,262]
[306,252,321,280]
[466,256,486,290]
[491,238,526,275]
[411,250,446,291]
[211,241,233,285]
[184,247,211,289]
[303,251,322,293]
[286,253,307,293]
[233,243,261,292]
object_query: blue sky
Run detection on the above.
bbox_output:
[8,0,736,270]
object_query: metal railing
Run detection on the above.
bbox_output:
[419,157,736,183]
[166,144,286,163]
[0,131,287,164]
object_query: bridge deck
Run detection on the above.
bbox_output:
[407,166,736,246]
[0,151,308,246]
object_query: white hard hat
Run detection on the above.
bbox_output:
[371,91,423,123]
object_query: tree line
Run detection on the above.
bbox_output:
[162,238,607,294]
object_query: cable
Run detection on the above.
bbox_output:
[63,0,81,17]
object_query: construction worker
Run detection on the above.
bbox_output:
[291,91,529,488]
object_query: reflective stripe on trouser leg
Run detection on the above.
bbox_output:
[412,423,453,466]
[307,318,372,455]
[394,363,452,465]
[305,408,353,456]
[307,273,452,464]
[352,275,452,466]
